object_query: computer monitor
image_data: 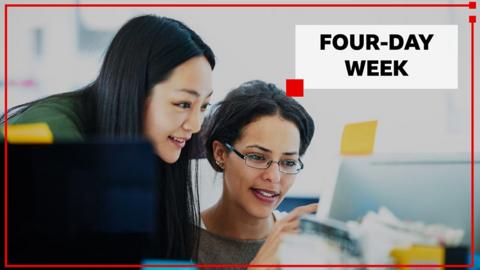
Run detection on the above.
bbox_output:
[5,141,161,264]
[326,153,479,251]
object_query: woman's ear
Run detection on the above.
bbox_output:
[212,140,227,168]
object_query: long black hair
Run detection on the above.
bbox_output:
[203,80,314,172]
[4,15,215,260]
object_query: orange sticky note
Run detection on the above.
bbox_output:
[340,120,377,155]
[2,123,53,144]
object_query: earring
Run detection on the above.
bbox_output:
[216,160,224,169]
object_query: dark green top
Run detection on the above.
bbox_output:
[4,95,86,142]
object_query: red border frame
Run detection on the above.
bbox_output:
[3,2,477,269]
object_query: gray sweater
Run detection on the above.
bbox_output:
[196,211,285,269]
[197,228,264,269]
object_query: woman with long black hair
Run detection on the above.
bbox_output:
[3,15,215,260]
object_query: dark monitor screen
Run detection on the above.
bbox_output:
[4,141,161,264]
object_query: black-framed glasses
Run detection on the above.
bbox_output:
[224,143,304,174]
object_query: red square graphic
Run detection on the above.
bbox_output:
[286,79,304,97]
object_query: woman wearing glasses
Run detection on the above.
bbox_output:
[199,80,316,268]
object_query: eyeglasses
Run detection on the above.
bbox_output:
[224,143,304,174]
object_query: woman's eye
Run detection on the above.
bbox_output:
[176,102,191,109]
[247,154,265,161]
[201,103,211,112]
[283,160,298,167]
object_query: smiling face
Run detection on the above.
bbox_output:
[214,114,301,219]
[144,56,213,163]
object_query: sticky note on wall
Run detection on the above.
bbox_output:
[2,123,53,144]
[340,120,377,155]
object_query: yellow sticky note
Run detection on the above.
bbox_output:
[390,245,444,270]
[340,120,377,155]
[2,123,53,144]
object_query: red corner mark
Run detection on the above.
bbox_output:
[470,15,477,23]
[469,1,477,9]
[286,79,304,97]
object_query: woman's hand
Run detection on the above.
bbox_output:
[247,203,318,270]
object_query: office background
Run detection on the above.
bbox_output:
[1,0,478,243]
